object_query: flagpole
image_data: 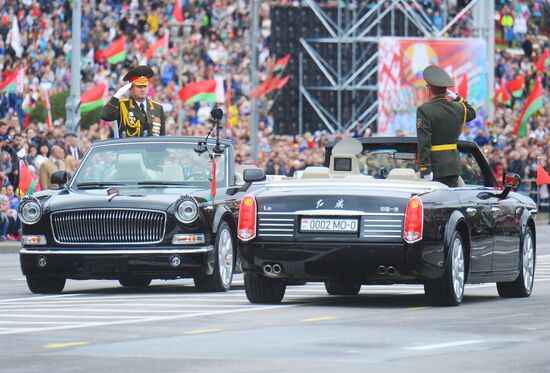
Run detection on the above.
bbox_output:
[250,0,260,163]
[537,156,541,215]
[66,0,81,137]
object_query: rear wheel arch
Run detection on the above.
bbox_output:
[444,212,470,278]
[212,205,234,234]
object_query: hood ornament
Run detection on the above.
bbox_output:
[107,187,119,202]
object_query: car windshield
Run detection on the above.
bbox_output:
[356,148,485,186]
[70,142,227,189]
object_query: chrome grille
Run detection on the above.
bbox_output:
[51,209,166,245]
[257,213,294,238]
[362,215,404,239]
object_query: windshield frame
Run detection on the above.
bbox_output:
[68,140,232,191]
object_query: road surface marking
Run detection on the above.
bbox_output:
[183,328,224,335]
[43,341,89,349]
[407,340,484,351]
[303,316,337,322]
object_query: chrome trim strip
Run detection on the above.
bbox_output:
[258,218,294,222]
[258,223,294,227]
[20,246,214,255]
[50,208,167,245]
[364,224,402,228]
[257,234,294,237]
[259,211,404,216]
[363,235,402,238]
[363,229,402,233]
[363,219,402,222]
[258,228,294,232]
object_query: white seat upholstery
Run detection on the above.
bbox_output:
[160,164,184,182]
[302,166,330,179]
[113,154,152,181]
[387,168,418,181]
[457,176,465,187]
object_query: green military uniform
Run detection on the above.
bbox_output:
[101,65,166,138]
[417,65,476,186]
[102,97,166,137]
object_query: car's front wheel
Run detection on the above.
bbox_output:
[26,275,66,294]
[194,221,234,292]
[119,277,152,288]
[497,226,535,298]
[424,230,465,306]
[244,273,286,304]
[325,280,361,295]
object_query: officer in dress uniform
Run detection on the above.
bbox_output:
[417,65,477,187]
[101,65,166,137]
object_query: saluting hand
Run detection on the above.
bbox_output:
[114,83,133,99]
[446,89,458,101]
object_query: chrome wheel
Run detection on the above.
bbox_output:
[451,236,465,301]
[522,232,534,294]
[218,227,234,289]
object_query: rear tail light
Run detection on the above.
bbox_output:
[238,194,257,241]
[403,196,423,243]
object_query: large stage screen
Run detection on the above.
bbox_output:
[377,38,487,136]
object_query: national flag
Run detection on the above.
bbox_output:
[514,79,543,138]
[535,49,549,72]
[9,16,22,58]
[275,75,290,90]
[537,163,550,185]
[145,33,169,62]
[81,83,107,113]
[250,78,274,98]
[44,89,53,130]
[16,161,42,197]
[103,37,126,65]
[0,68,21,93]
[178,79,217,104]
[172,0,184,24]
[214,75,225,103]
[506,74,525,98]
[273,54,290,72]
[493,78,511,106]
[457,74,468,100]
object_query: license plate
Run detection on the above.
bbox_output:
[300,218,358,232]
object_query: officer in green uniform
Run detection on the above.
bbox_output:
[101,65,166,137]
[417,65,476,187]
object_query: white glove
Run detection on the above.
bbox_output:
[446,89,458,100]
[423,172,433,181]
[114,83,133,99]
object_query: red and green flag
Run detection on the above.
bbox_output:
[81,83,107,113]
[102,37,126,65]
[16,161,41,197]
[44,89,53,130]
[178,79,217,104]
[535,49,549,72]
[514,79,543,138]
[493,78,511,106]
[456,74,468,100]
[145,33,169,62]
[273,54,290,72]
[210,158,217,202]
[0,68,23,93]
[172,0,184,24]
[506,74,524,98]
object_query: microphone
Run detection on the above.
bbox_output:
[210,107,223,121]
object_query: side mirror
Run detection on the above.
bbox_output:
[496,172,521,199]
[243,168,266,183]
[51,170,68,186]
[240,168,266,193]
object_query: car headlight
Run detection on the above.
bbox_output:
[19,197,43,225]
[175,196,199,224]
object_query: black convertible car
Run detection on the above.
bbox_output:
[19,136,250,294]
[238,137,537,306]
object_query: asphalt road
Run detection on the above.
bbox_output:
[1,226,550,372]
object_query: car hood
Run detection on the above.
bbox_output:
[42,188,209,212]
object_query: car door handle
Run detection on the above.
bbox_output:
[466,207,477,216]
[491,207,500,217]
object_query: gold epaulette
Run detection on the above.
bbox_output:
[150,99,161,105]
[120,98,129,102]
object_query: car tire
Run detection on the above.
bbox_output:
[497,226,535,298]
[194,221,234,292]
[244,273,286,304]
[325,280,361,295]
[119,277,152,288]
[424,230,465,306]
[26,275,66,294]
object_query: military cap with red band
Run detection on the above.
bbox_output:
[123,65,154,86]
[422,65,454,88]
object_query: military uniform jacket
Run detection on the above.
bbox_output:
[101,97,166,137]
[416,95,476,178]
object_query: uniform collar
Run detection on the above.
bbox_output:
[430,94,447,101]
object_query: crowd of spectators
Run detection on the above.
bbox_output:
[0,0,549,241]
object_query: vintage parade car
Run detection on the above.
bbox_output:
[19,135,252,294]
[238,137,537,306]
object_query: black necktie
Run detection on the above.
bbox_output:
[140,103,146,120]
[139,102,149,136]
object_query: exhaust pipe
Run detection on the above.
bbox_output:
[387,266,396,275]
[263,264,273,274]
[272,264,282,274]
[378,265,386,275]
